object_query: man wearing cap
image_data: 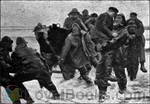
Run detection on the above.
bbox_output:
[63,8,88,31]
[81,9,90,24]
[0,36,34,104]
[93,7,119,101]
[11,37,60,99]
[127,12,147,74]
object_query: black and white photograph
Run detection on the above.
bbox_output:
[0,0,150,104]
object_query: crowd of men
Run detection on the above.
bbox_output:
[0,7,148,103]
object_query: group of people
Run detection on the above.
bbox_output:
[0,6,147,103]
[62,7,147,101]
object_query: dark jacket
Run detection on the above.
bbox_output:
[0,47,13,84]
[94,12,113,40]
[112,27,129,66]
[11,45,46,74]
[127,18,145,46]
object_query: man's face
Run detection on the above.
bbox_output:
[109,11,115,17]
[70,14,79,19]
[114,15,123,25]
[82,11,89,16]
[130,15,137,20]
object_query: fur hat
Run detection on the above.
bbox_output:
[109,7,119,14]
[68,8,80,16]
[130,12,137,17]
[1,36,13,44]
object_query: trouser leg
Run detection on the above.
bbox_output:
[78,66,92,84]
[15,83,34,104]
[95,60,108,93]
[127,60,139,81]
[36,71,60,98]
[60,64,75,80]
[14,71,60,98]
[113,65,127,91]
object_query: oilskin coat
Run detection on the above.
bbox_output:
[11,44,60,97]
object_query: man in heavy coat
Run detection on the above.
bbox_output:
[0,36,33,104]
[127,12,147,74]
[11,37,60,99]
[93,7,119,101]
[112,14,129,94]
[126,13,147,81]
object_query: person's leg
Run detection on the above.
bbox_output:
[17,83,34,104]
[37,71,60,99]
[78,66,92,84]
[104,51,117,82]
[113,65,127,94]
[60,64,75,80]
[95,58,110,101]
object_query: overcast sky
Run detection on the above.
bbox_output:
[1,0,149,27]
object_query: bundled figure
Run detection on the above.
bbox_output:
[59,23,98,85]
[126,12,147,81]
[93,7,120,101]
[0,36,33,104]
[63,8,97,80]
[112,14,129,94]
[11,37,60,99]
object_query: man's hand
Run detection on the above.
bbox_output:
[81,30,87,35]
[112,32,118,37]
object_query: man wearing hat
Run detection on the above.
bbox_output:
[92,7,119,101]
[125,13,147,81]
[11,37,60,100]
[63,8,88,31]
[0,36,34,104]
[127,12,147,74]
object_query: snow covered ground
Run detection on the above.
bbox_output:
[1,29,150,103]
